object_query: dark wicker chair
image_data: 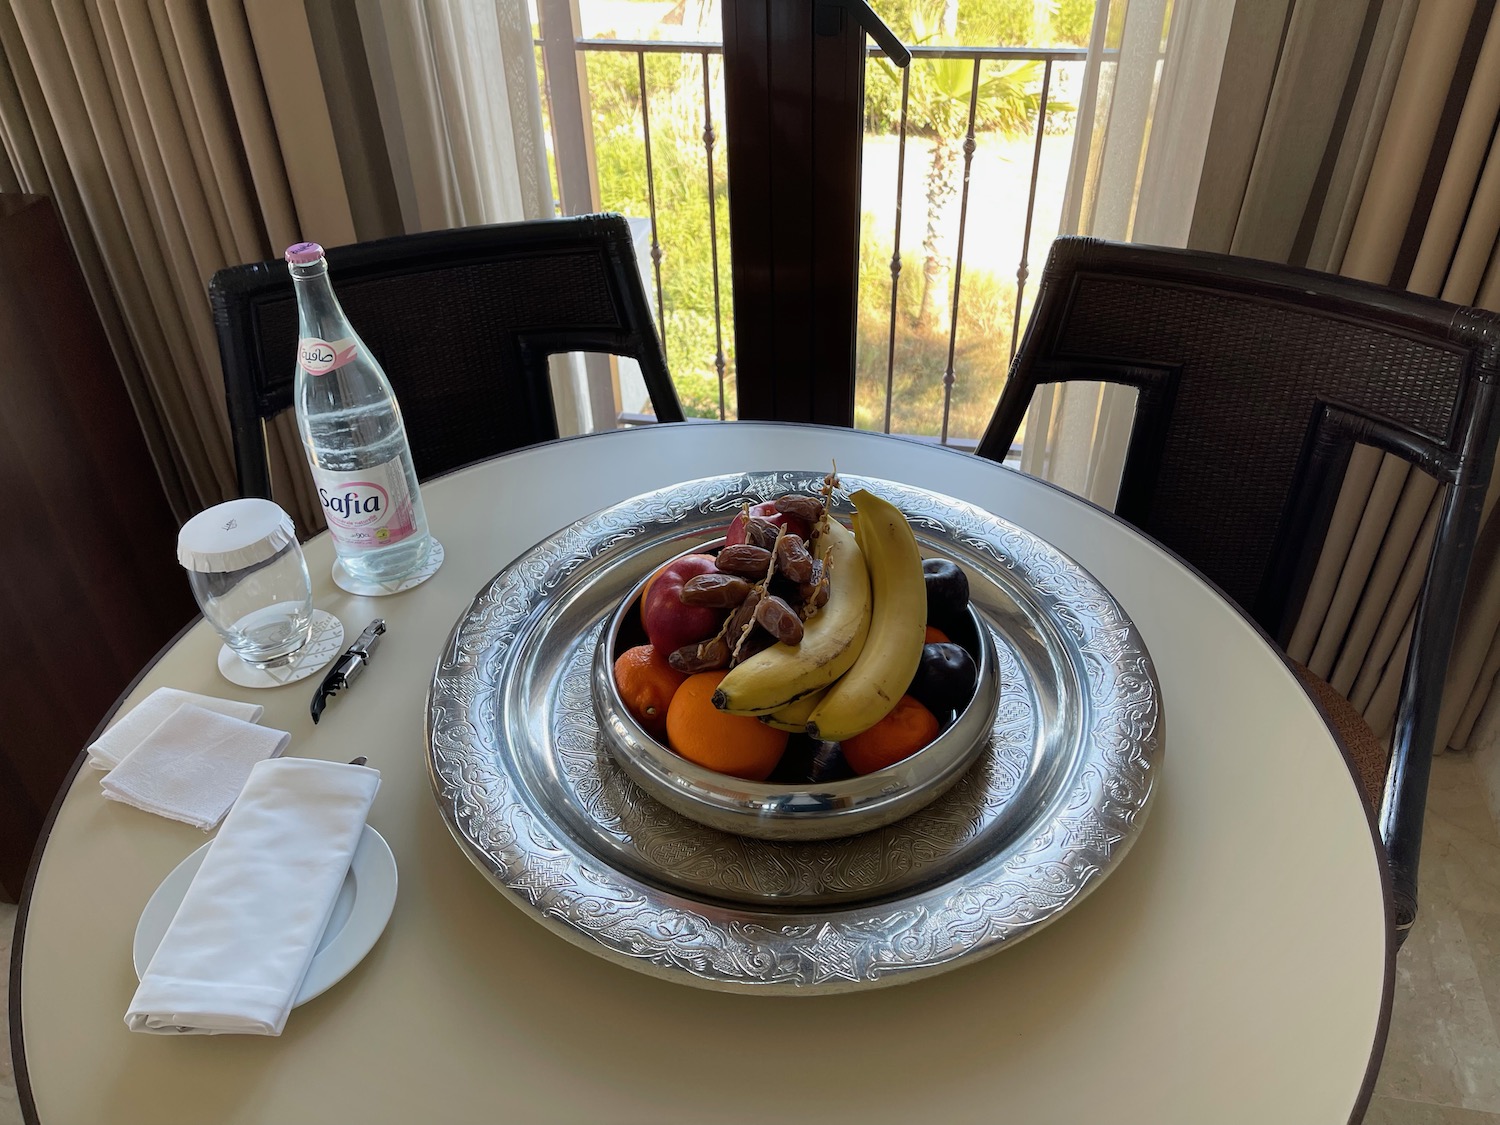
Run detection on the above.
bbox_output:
[975,236,1500,938]
[210,213,683,498]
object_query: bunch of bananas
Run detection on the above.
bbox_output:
[712,489,927,741]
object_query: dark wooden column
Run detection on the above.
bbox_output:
[721,0,867,425]
[0,196,196,901]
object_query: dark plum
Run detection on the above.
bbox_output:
[908,642,978,716]
[923,558,970,623]
[807,741,853,783]
[764,738,853,784]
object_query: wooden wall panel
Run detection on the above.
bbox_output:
[0,195,195,901]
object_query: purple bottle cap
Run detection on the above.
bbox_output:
[285,242,324,265]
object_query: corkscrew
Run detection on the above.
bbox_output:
[310,619,387,724]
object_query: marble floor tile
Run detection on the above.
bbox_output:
[1375,882,1500,1112]
[1426,756,1500,1046]
[1425,756,1500,919]
[1365,1096,1500,1124]
[1373,753,1500,1116]
[1465,907,1500,1043]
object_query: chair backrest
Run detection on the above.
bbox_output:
[975,236,1500,932]
[210,214,683,498]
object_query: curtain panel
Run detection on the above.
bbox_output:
[1182,0,1500,762]
[0,0,551,532]
[0,0,357,528]
[1192,0,1500,755]
[347,0,579,433]
[1019,0,1236,505]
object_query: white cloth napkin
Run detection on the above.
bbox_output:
[88,688,263,771]
[126,757,381,1036]
[101,705,289,830]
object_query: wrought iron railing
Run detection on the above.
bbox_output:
[555,38,729,418]
[538,26,1089,456]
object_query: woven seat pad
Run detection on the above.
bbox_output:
[1291,660,1388,810]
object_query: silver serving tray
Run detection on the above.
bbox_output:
[427,472,1163,993]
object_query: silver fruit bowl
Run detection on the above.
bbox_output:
[590,544,1001,841]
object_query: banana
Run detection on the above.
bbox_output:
[759,687,828,733]
[713,518,871,715]
[805,489,926,742]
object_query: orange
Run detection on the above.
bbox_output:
[924,625,950,644]
[614,645,689,740]
[841,695,940,776]
[666,670,789,781]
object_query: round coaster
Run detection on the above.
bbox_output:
[217,610,344,689]
[331,538,445,597]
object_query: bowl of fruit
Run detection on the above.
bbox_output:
[591,478,1000,841]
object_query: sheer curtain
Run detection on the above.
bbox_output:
[353,0,550,232]
[1018,0,1236,504]
[347,0,598,433]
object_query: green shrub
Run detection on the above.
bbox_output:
[854,214,1021,444]
[958,0,1040,45]
[1050,0,1097,45]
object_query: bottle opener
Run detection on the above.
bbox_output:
[311,619,387,724]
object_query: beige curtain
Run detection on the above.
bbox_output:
[1189,0,1500,751]
[0,0,355,529]
[1281,0,1500,752]
[1190,0,1420,271]
[0,0,553,531]
[1020,0,1236,504]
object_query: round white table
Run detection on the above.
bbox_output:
[11,423,1391,1125]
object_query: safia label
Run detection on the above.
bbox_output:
[313,459,419,551]
[299,337,359,375]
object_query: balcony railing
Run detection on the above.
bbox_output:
[538,22,1091,460]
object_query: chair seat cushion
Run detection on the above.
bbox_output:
[1290,660,1389,810]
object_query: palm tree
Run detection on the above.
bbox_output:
[872,2,1046,330]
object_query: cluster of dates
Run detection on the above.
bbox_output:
[640,493,836,676]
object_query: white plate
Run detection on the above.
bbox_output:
[133,824,397,1006]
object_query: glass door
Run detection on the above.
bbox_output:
[532,0,1096,453]
[856,3,1096,458]
[532,0,736,424]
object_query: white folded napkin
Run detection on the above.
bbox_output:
[101,705,290,830]
[126,757,381,1036]
[88,688,263,771]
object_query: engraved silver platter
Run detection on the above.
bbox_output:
[426,472,1163,993]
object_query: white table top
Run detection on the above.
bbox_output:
[12,423,1391,1125]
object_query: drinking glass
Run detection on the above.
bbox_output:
[178,498,314,668]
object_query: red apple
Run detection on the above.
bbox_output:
[724,501,813,546]
[641,554,723,654]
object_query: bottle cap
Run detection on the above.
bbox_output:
[178,498,299,573]
[285,242,324,265]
